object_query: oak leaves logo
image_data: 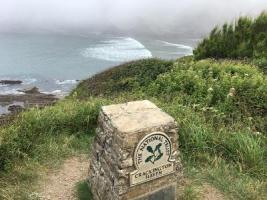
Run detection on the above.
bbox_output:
[145,143,163,164]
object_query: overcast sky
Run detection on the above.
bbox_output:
[0,0,266,36]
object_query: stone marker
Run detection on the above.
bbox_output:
[88,100,183,200]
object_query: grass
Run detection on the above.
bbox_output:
[0,56,266,199]
[76,181,93,200]
[1,12,266,199]
[0,98,108,171]
[72,57,266,199]
[0,135,92,200]
[168,105,265,176]
[0,98,107,199]
[178,184,201,200]
[159,100,266,199]
[188,158,267,200]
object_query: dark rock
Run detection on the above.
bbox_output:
[18,87,40,94]
[0,80,22,85]
[8,105,23,113]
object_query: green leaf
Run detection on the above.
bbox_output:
[154,143,162,152]
[147,146,154,153]
[145,155,154,163]
[155,153,163,161]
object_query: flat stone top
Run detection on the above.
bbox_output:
[101,100,176,133]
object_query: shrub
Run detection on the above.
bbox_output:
[194,12,267,73]
[148,59,267,133]
[72,58,174,98]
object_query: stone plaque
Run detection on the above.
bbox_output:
[88,100,183,200]
[130,132,175,186]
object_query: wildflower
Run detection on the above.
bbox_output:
[227,87,236,98]
[207,87,213,92]
[229,87,236,94]
[252,131,262,136]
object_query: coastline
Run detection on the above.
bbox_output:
[0,85,58,125]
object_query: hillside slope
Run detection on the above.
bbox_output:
[1,58,266,200]
[72,57,267,199]
[1,13,267,200]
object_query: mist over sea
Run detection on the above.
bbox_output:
[0,0,264,95]
[0,32,196,96]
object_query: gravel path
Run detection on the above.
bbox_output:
[39,156,88,200]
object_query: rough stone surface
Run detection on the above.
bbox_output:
[88,100,183,200]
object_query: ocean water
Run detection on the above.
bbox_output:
[0,33,196,96]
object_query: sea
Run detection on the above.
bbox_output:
[0,32,197,96]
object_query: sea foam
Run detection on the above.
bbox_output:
[22,78,37,85]
[0,89,24,95]
[55,80,78,85]
[81,37,152,62]
[159,40,193,55]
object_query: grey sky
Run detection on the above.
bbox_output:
[0,0,266,36]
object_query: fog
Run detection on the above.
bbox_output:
[0,0,266,37]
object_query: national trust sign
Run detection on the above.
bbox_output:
[130,132,175,186]
[88,100,182,200]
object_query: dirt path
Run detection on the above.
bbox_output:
[38,155,224,200]
[39,155,89,200]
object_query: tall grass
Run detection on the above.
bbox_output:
[0,98,109,199]
[0,98,106,171]
[160,101,266,177]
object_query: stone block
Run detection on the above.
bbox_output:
[88,100,183,200]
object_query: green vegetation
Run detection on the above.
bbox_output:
[149,59,267,134]
[1,13,267,200]
[72,57,266,199]
[0,99,106,171]
[76,181,93,200]
[194,11,267,73]
[0,99,108,199]
[73,58,173,98]
[1,58,266,199]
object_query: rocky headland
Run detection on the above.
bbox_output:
[0,83,58,125]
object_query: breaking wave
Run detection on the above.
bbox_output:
[81,37,152,62]
[159,40,193,55]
